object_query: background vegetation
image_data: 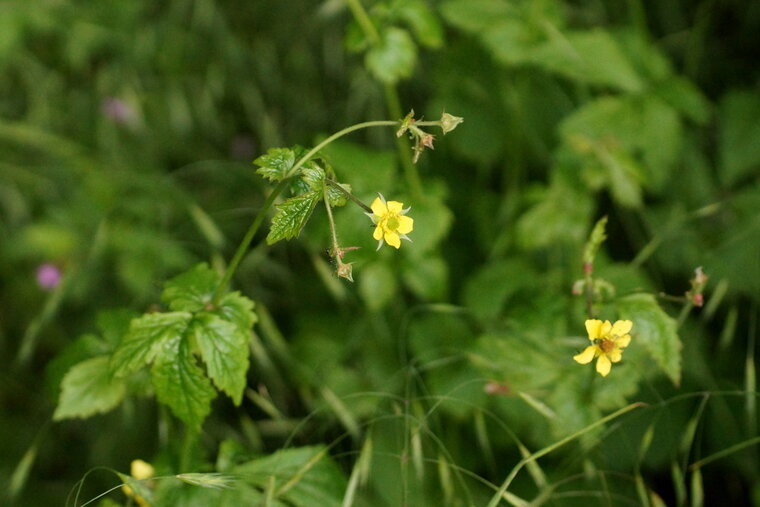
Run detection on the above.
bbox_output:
[1,0,759,505]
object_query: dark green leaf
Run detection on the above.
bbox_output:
[54,356,127,420]
[719,90,760,186]
[440,0,514,33]
[162,263,219,312]
[359,262,398,311]
[192,314,249,404]
[151,334,216,430]
[325,181,351,207]
[266,190,321,244]
[396,0,444,49]
[111,312,192,377]
[254,147,296,182]
[616,294,681,385]
[365,27,417,84]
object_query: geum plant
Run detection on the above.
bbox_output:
[52,111,462,496]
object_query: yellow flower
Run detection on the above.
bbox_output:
[368,194,414,250]
[122,459,155,507]
[573,319,632,377]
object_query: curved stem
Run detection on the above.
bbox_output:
[212,120,400,302]
[326,178,372,213]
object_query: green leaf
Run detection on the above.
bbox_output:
[365,27,417,84]
[616,293,681,385]
[254,148,296,182]
[404,195,453,256]
[192,314,249,404]
[396,0,444,49]
[359,262,398,312]
[234,446,346,506]
[111,312,192,377]
[325,181,352,208]
[54,356,127,420]
[463,259,536,322]
[216,291,257,332]
[301,165,326,191]
[440,0,514,33]
[162,263,219,312]
[719,90,760,186]
[151,334,216,430]
[266,190,321,244]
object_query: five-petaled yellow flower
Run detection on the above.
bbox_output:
[368,194,414,250]
[573,319,632,377]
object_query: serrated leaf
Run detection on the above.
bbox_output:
[162,263,219,312]
[325,182,351,207]
[266,190,321,244]
[616,293,681,385]
[151,334,216,430]
[301,165,326,191]
[365,27,417,84]
[96,308,139,349]
[216,291,257,332]
[254,148,296,182]
[193,314,249,404]
[54,356,127,420]
[111,312,192,377]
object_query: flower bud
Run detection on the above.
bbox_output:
[337,260,354,282]
[439,113,463,134]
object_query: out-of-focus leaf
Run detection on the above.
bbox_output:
[719,90,760,186]
[266,190,321,244]
[440,0,516,33]
[470,333,560,390]
[359,262,397,311]
[396,0,444,49]
[216,291,257,332]
[463,259,537,322]
[616,294,681,385]
[654,77,710,125]
[402,254,448,301]
[54,356,127,420]
[403,195,452,256]
[365,27,417,84]
[151,334,217,430]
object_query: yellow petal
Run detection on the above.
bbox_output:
[573,345,597,364]
[608,348,622,363]
[371,196,387,216]
[387,200,404,214]
[585,319,603,340]
[596,354,612,376]
[385,231,401,248]
[397,215,414,234]
[600,320,613,337]
[373,225,384,241]
[616,334,631,348]
[611,320,633,336]
[131,459,155,479]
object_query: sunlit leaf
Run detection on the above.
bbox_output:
[192,313,249,404]
[54,356,127,420]
[254,147,296,182]
[111,312,192,377]
[266,190,321,244]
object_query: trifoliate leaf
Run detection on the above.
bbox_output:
[365,27,417,84]
[192,314,249,404]
[111,312,192,377]
[254,148,296,182]
[151,334,216,430]
[266,190,321,244]
[161,263,219,312]
[54,356,127,420]
[616,293,682,385]
[326,182,352,207]
[216,291,257,332]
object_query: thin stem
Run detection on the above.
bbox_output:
[384,85,424,199]
[179,427,197,472]
[212,120,399,302]
[326,178,372,213]
[323,187,341,257]
[585,268,594,319]
[344,0,380,44]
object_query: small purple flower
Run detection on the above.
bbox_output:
[102,97,136,125]
[36,263,62,291]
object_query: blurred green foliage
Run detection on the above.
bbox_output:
[2,0,760,505]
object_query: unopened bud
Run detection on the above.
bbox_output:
[337,261,354,282]
[439,113,463,134]
[692,293,704,307]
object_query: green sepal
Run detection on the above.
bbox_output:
[266,190,322,244]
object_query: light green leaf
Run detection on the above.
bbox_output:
[719,90,760,186]
[162,263,219,312]
[254,147,296,182]
[151,334,216,430]
[365,27,417,84]
[266,190,321,244]
[216,291,257,332]
[404,196,453,256]
[193,314,249,404]
[396,0,444,48]
[359,262,398,312]
[439,0,514,33]
[111,312,192,377]
[463,259,536,321]
[301,165,326,191]
[325,181,351,207]
[616,293,681,385]
[54,356,127,420]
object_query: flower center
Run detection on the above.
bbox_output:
[386,216,399,231]
[598,338,615,354]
